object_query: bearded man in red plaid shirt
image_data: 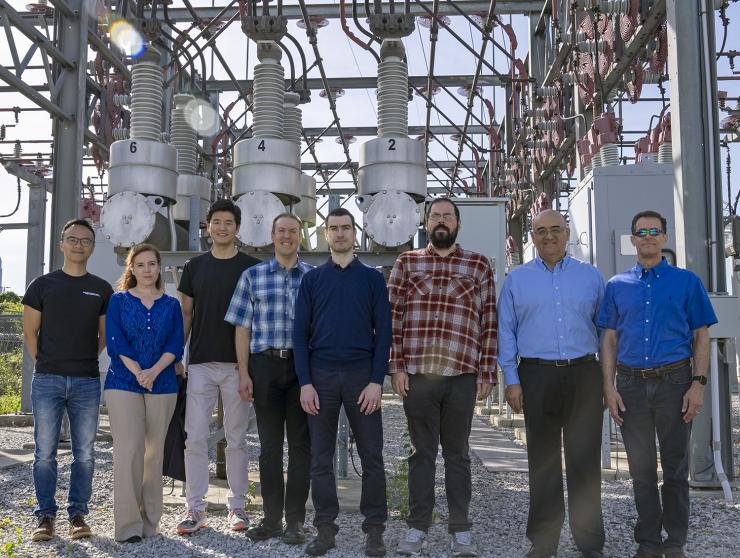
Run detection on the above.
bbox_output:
[389,197,497,557]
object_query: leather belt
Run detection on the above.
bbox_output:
[259,348,293,359]
[617,358,691,379]
[519,354,597,367]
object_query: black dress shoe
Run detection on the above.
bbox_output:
[282,523,306,545]
[305,528,336,556]
[663,550,686,558]
[121,535,142,544]
[365,529,386,557]
[246,520,283,541]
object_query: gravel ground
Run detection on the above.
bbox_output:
[1,398,738,557]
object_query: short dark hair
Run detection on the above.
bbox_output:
[326,207,356,229]
[61,218,95,239]
[426,197,460,222]
[207,199,241,226]
[272,212,302,233]
[631,210,667,235]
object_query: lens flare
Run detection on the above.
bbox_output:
[109,19,145,58]
[184,97,220,137]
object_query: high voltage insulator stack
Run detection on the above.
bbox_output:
[232,41,301,247]
[101,48,179,248]
[171,94,211,228]
[358,37,424,248]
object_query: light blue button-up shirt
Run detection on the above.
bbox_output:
[498,255,605,385]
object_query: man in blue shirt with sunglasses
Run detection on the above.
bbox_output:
[598,210,717,558]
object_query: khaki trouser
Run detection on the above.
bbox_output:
[106,389,177,541]
[184,362,251,512]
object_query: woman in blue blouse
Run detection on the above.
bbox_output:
[105,244,184,543]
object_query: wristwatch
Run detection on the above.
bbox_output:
[692,375,707,386]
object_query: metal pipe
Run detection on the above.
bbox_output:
[709,340,734,502]
[423,0,440,160]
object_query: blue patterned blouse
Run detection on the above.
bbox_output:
[104,291,184,394]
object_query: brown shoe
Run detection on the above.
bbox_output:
[69,515,92,539]
[31,516,55,542]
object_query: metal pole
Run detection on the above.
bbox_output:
[49,0,89,270]
[666,0,731,486]
[20,184,46,414]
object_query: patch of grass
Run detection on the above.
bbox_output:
[386,431,411,520]
[0,394,20,415]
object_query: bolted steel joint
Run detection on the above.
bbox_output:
[241,15,288,41]
[367,13,416,39]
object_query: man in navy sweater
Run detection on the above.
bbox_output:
[293,207,391,557]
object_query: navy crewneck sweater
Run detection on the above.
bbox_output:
[292,257,391,386]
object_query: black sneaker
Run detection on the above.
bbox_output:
[31,516,55,542]
[282,523,307,545]
[365,529,386,557]
[246,519,283,541]
[305,527,336,556]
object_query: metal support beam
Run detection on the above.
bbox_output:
[0,64,71,121]
[666,0,730,487]
[133,1,544,22]
[49,0,88,270]
[0,0,74,68]
[206,74,504,92]
[21,183,46,413]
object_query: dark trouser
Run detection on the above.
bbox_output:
[403,373,476,534]
[308,365,387,533]
[617,363,692,553]
[519,360,605,554]
[250,352,311,527]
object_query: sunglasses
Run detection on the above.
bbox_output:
[633,228,663,238]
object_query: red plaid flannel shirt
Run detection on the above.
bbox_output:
[387,245,498,383]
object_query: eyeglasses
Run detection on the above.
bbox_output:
[63,236,94,247]
[428,212,457,222]
[633,228,663,238]
[533,226,565,238]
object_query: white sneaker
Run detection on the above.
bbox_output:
[451,531,478,557]
[176,509,207,535]
[396,528,427,555]
[228,508,249,532]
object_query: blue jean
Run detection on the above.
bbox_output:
[31,372,101,519]
[617,364,692,553]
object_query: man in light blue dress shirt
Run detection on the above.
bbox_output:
[498,210,605,558]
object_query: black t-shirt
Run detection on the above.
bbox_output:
[178,251,260,364]
[22,270,113,377]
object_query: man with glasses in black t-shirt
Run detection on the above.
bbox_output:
[22,219,113,543]
[176,200,260,535]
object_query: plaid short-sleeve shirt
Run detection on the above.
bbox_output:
[387,245,498,383]
[225,257,314,353]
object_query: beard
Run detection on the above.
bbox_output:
[429,224,458,249]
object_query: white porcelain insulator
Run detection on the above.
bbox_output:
[130,60,164,141]
[171,94,198,175]
[283,92,302,146]
[377,57,408,138]
[253,61,285,139]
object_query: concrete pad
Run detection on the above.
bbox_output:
[469,417,529,472]
[0,447,71,469]
[162,471,364,513]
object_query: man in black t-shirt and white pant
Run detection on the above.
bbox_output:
[22,219,113,543]
[176,200,260,535]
